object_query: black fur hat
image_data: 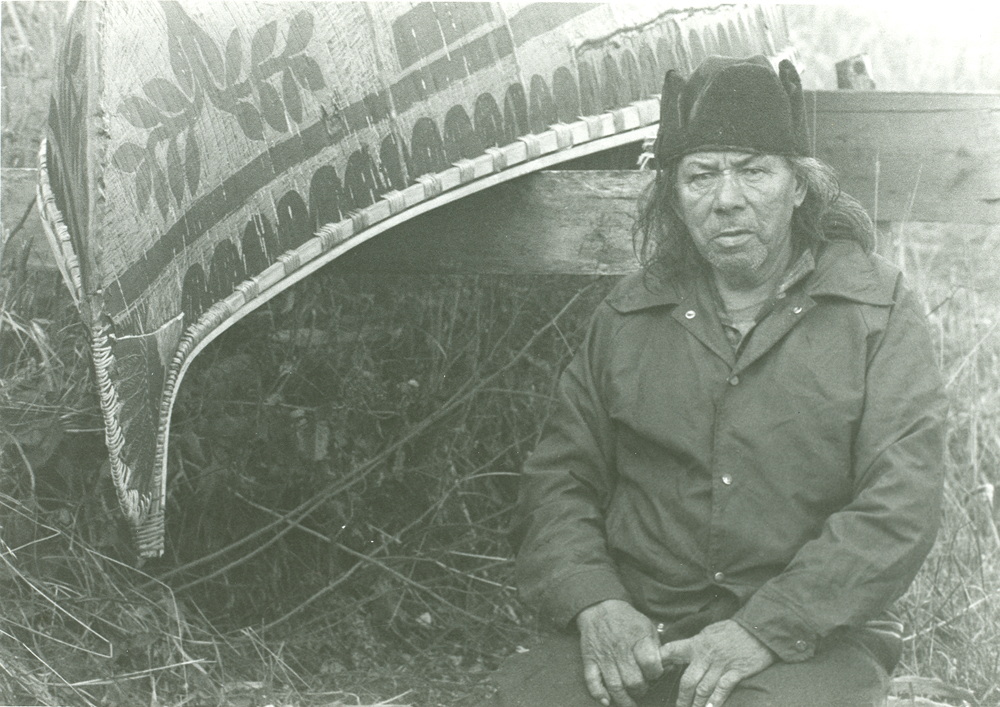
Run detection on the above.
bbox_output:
[654,55,808,162]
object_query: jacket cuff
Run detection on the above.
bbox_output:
[545,567,632,628]
[731,588,822,662]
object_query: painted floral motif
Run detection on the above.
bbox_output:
[111,2,326,219]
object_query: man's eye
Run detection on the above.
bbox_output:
[689,172,715,184]
[741,167,767,178]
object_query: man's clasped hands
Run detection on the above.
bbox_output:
[577,599,776,707]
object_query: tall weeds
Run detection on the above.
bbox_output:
[890,223,1000,704]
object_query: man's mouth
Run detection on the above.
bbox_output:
[713,230,755,248]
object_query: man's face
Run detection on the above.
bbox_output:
[675,151,806,287]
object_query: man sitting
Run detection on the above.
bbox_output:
[496,55,946,707]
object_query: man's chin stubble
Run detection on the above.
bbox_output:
[705,247,768,287]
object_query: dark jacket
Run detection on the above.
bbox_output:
[514,240,947,662]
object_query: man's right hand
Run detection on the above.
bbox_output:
[576,599,664,707]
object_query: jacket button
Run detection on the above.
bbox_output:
[794,640,809,652]
[713,571,725,583]
[721,474,733,485]
[685,310,696,319]
[776,291,787,300]
[729,375,739,386]
[792,306,803,314]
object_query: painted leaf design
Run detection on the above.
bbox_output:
[290,55,325,91]
[143,78,188,114]
[282,68,303,123]
[284,12,314,56]
[112,142,147,173]
[257,81,287,132]
[162,1,223,83]
[226,29,242,87]
[192,22,225,83]
[120,96,162,129]
[185,127,201,195]
[152,162,170,218]
[135,160,152,212]
[251,21,278,67]
[167,137,185,206]
[67,33,83,75]
[169,34,194,96]
[148,124,171,145]
[233,102,264,141]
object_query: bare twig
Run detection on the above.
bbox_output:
[68,659,209,687]
[946,319,1000,389]
[234,491,491,626]
[257,563,363,633]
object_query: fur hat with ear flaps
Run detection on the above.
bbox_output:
[653,55,808,163]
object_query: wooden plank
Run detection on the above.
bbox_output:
[336,170,649,275]
[805,90,1000,225]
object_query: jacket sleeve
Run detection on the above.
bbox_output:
[512,302,632,627]
[733,278,948,662]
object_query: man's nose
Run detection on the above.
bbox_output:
[713,172,746,210]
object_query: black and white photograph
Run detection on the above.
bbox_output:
[1,3,997,706]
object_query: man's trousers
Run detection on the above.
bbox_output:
[490,624,899,707]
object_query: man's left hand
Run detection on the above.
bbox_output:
[658,620,775,707]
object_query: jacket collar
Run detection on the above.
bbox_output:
[608,240,898,314]
[606,270,685,312]
[805,240,898,305]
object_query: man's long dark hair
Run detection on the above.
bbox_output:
[634,155,876,281]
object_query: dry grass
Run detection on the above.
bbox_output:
[888,223,1000,705]
[1,0,63,168]
[2,3,999,706]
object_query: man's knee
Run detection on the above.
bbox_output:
[725,628,894,707]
